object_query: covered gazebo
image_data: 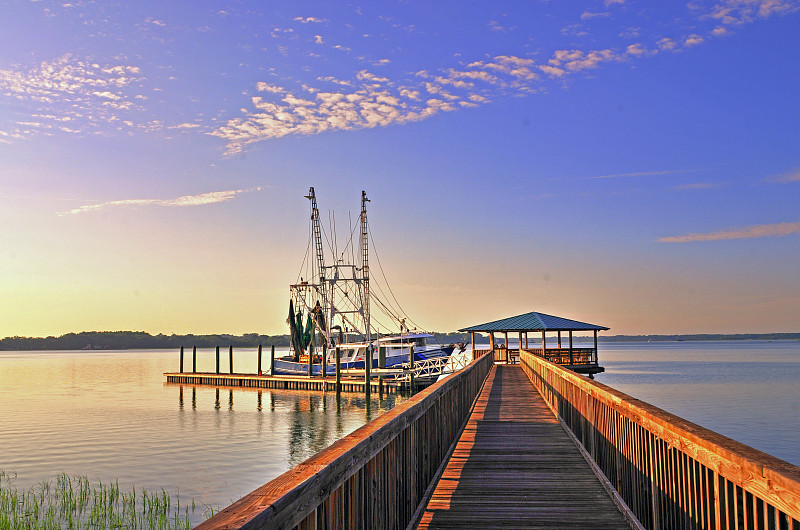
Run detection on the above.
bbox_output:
[459,311,609,376]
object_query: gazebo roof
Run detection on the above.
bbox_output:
[459,311,609,333]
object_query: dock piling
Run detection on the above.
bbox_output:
[179,346,184,373]
[365,344,372,396]
[270,345,275,375]
[229,345,233,374]
[257,344,262,374]
[335,346,341,393]
[215,346,220,374]
[192,345,196,372]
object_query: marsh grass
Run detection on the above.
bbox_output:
[0,470,205,529]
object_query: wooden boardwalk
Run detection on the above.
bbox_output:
[416,364,631,529]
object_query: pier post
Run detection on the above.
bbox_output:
[409,344,415,391]
[257,344,262,375]
[270,345,275,375]
[321,341,327,380]
[308,332,314,377]
[378,343,385,396]
[216,346,220,374]
[365,344,372,395]
[180,346,184,373]
[229,345,233,374]
[192,345,196,373]
[335,346,341,393]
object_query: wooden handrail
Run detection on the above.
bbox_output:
[197,353,493,529]
[519,350,800,530]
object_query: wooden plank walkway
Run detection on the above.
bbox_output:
[416,364,631,529]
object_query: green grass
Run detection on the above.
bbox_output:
[0,471,207,529]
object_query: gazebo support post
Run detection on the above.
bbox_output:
[470,331,476,360]
[558,331,562,348]
[593,330,598,364]
[569,331,574,365]
[542,331,547,360]
[504,332,509,364]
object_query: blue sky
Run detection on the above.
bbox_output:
[1,0,799,337]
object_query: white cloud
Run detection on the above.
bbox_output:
[659,221,800,242]
[0,54,145,139]
[684,34,705,47]
[706,0,799,25]
[59,187,262,216]
[294,16,325,24]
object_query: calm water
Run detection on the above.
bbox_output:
[1,342,798,525]
[0,348,407,524]
[594,340,800,466]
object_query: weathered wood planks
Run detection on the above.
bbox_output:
[520,350,800,529]
[416,365,631,529]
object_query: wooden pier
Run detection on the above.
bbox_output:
[196,349,800,530]
[416,364,630,528]
[164,372,404,394]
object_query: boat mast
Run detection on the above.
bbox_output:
[305,187,328,338]
[360,190,371,344]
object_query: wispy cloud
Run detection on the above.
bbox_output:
[659,221,800,242]
[764,167,800,183]
[673,182,720,191]
[584,169,685,180]
[59,187,262,216]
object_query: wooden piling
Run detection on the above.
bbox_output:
[179,346,184,373]
[308,332,314,377]
[365,344,372,396]
[215,345,220,374]
[257,344,262,374]
[321,341,327,380]
[229,345,233,374]
[335,346,341,393]
[270,344,275,375]
[192,345,197,372]
[409,344,415,390]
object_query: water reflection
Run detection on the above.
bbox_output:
[172,383,405,468]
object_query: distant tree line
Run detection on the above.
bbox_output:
[0,330,474,351]
[0,331,291,351]
[599,333,800,342]
[1,330,795,351]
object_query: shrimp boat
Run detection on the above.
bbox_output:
[272,187,458,376]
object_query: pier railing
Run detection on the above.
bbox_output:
[519,350,800,530]
[196,352,493,529]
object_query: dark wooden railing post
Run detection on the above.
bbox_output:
[229,345,233,374]
[179,346,184,373]
[257,344,262,375]
[192,345,197,373]
[215,345,220,374]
